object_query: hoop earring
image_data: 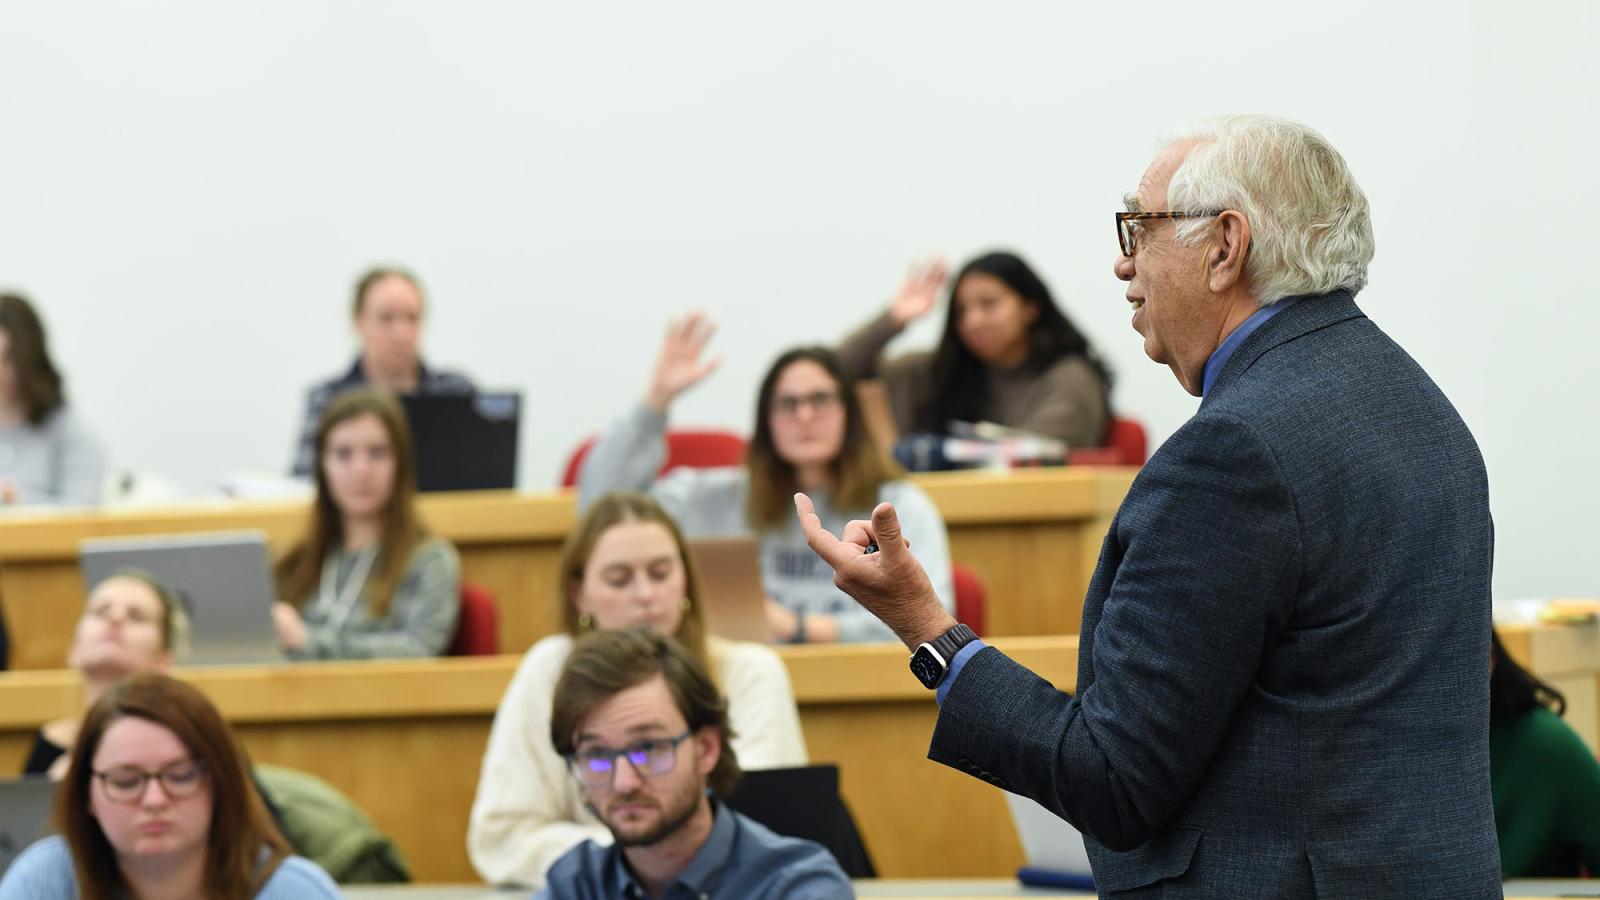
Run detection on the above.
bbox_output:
[578,614,595,631]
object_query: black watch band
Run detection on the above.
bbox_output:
[909,623,979,690]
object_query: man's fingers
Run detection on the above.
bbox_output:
[794,493,866,570]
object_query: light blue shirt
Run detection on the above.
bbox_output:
[1201,296,1301,397]
[537,799,852,899]
[0,835,342,900]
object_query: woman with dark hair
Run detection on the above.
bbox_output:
[1489,629,1600,876]
[0,673,339,899]
[837,252,1112,451]
[0,293,105,505]
[273,387,460,659]
[468,492,805,888]
[578,314,952,644]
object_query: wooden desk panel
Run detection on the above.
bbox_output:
[0,469,1133,670]
[0,637,1080,884]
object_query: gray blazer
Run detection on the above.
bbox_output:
[929,292,1501,898]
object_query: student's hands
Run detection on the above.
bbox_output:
[888,259,950,328]
[0,479,17,504]
[272,602,307,653]
[645,313,721,415]
[795,494,953,651]
[764,600,840,644]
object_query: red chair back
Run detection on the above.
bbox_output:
[560,430,748,487]
[951,564,986,637]
[449,583,499,656]
[1067,416,1148,467]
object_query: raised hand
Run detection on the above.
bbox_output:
[888,258,950,328]
[794,494,954,650]
[645,312,721,414]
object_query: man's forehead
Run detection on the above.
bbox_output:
[1132,139,1203,208]
[576,674,687,741]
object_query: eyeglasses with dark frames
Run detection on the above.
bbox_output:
[1116,210,1225,257]
[94,759,209,805]
[566,731,693,787]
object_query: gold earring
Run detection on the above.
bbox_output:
[681,598,692,612]
[578,614,595,631]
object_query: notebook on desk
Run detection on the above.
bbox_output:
[1005,791,1096,890]
[0,777,56,876]
[400,392,520,492]
[687,537,770,644]
[79,530,284,666]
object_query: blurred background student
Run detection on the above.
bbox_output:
[1490,630,1600,877]
[0,673,340,899]
[273,388,460,659]
[0,293,105,506]
[291,267,474,476]
[837,251,1112,455]
[578,316,952,643]
[468,492,806,888]
[23,571,189,779]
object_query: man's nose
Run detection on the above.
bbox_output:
[1114,253,1135,282]
[610,756,644,791]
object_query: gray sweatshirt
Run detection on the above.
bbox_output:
[0,407,105,506]
[577,404,953,643]
[287,537,461,660]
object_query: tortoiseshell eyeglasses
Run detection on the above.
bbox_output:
[1116,210,1224,257]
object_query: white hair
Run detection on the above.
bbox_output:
[1161,115,1375,305]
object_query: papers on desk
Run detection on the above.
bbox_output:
[1493,597,1600,626]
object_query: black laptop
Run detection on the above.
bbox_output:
[399,392,520,492]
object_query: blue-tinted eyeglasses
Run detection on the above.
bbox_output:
[566,731,692,786]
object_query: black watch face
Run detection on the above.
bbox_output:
[910,646,945,689]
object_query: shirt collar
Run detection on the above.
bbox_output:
[608,795,735,898]
[1201,295,1300,397]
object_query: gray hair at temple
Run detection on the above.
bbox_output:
[1162,115,1375,306]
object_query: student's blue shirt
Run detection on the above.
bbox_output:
[536,800,852,899]
[0,835,341,899]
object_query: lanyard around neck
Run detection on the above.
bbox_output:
[319,544,379,633]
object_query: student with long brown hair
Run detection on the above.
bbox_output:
[467,492,805,889]
[578,314,952,644]
[0,673,339,899]
[273,387,460,659]
[0,293,105,506]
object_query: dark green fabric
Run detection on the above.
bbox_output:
[1491,706,1600,877]
[253,764,411,884]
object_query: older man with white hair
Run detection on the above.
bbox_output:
[798,115,1500,897]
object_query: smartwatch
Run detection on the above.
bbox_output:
[909,623,978,690]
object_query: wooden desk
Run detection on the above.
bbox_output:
[1498,618,1600,756]
[0,468,1133,670]
[0,636,1080,884]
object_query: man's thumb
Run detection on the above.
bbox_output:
[870,502,904,551]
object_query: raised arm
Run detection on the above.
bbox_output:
[836,259,947,380]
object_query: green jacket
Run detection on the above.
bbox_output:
[1491,706,1600,877]
[254,764,411,884]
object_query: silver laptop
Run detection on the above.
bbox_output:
[79,530,284,666]
[687,537,770,644]
[1005,791,1094,888]
[0,777,56,876]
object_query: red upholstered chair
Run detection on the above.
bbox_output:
[559,430,748,487]
[1067,416,1149,467]
[951,564,986,637]
[448,583,499,656]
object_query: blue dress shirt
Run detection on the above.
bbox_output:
[536,799,853,899]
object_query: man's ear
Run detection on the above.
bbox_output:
[1207,210,1251,293]
[694,726,720,777]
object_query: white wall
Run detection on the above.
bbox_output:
[2,1,1595,600]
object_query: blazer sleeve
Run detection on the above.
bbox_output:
[468,641,610,888]
[928,414,1301,852]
